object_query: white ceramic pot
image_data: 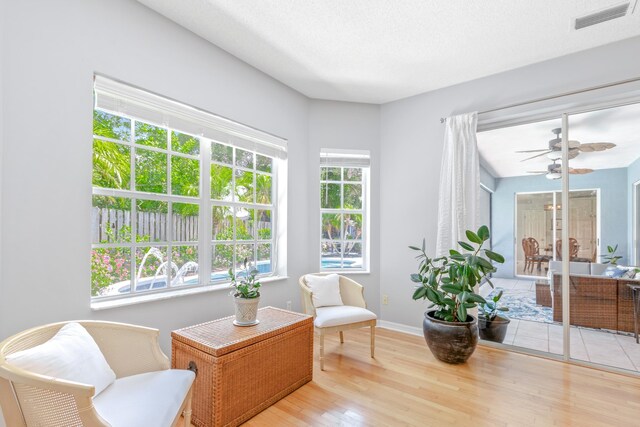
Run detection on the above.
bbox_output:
[233,296,260,326]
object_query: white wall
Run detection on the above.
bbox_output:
[0,0,311,356]
[379,36,640,328]
[307,100,381,313]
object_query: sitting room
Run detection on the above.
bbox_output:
[1,1,640,426]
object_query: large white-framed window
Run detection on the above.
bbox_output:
[91,75,287,300]
[319,149,370,272]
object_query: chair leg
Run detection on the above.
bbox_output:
[183,387,193,427]
[339,331,344,343]
[319,330,325,371]
[370,324,375,358]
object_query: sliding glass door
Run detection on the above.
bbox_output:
[476,99,640,374]
[565,102,640,372]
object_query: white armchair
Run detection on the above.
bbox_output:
[299,274,377,370]
[0,321,194,427]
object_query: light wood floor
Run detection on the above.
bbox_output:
[188,327,640,427]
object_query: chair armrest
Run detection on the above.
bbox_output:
[338,276,367,308]
[298,277,317,318]
[0,366,109,427]
[81,321,170,378]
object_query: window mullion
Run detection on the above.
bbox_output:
[231,148,237,274]
[201,138,212,285]
[130,121,137,295]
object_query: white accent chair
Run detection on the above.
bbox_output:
[299,274,377,370]
[0,321,194,427]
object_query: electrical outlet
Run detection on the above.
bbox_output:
[382,295,389,305]
[286,300,292,310]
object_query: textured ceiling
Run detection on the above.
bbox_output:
[137,0,640,103]
[477,102,640,178]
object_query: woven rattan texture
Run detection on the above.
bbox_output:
[14,384,83,427]
[617,281,636,333]
[553,275,617,330]
[172,308,313,427]
[172,306,312,356]
[3,325,62,355]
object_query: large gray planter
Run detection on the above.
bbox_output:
[422,310,478,364]
[478,316,510,343]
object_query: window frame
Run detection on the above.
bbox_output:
[319,164,370,272]
[91,109,280,302]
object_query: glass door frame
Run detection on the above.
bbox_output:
[478,93,640,377]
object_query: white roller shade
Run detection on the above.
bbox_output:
[320,148,370,168]
[94,75,287,159]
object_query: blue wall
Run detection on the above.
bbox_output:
[492,168,628,278]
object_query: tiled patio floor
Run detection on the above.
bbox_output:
[490,277,640,372]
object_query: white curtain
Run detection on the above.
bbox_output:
[435,112,480,256]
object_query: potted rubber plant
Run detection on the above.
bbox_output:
[409,225,504,364]
[478,290,510,343]
[229,258,261,326]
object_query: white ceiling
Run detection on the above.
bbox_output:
[137,0,640,103]
[477,102,640,178]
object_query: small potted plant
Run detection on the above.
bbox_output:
[478,290,510,343]
[602,244,622,265]
[229,258,261,326]
[409,225,504,364]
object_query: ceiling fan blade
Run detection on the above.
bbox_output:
[578,142,616,152]
[515,149,550,153]
[521,151,551,161]
[568,168,593,174]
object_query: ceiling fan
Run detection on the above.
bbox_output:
[526,159,593,180]
[517,128,615,162]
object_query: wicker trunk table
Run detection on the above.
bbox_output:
[171,307,313,427]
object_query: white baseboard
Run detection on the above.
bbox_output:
[377,320,422,337]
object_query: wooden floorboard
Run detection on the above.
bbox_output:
[188,327,640,426]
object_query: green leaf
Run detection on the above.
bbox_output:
[422,238,426,251]
[465,230,482,244]
[441,284,463,294]
[466,293,486,304]
[457,305,467,322]
[485,277,494,289]
[410,273,422,283]
[477,225,490,241]
[408,245,421,251]
[459,291,469,303]
[450,253,466,262]
[425,287,439,303]
[485,250,505,264]
[458,241,474,251]
[607,245,614,253]
[443,298,456,308]
[412,286,427,300]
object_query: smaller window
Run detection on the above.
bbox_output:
[319,149,370,272]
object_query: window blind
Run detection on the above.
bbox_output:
[320,148,370,167]
[94,74,287,159]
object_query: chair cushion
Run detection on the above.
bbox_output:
[315,305,377,328]
[93,369,194,427]
[305,274,344,307]
[6,322,116,396]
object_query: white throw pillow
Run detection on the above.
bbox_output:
[6,322,116,396]
[305,274,344,307]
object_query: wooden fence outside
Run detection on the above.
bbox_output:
[91,207,269,243]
